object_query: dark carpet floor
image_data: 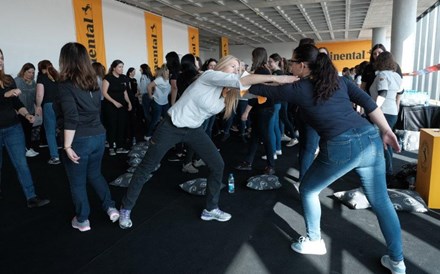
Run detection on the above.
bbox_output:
[0,132,439,274]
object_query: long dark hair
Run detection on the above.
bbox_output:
[369,44,387,63]
[180,53,198,82]
[140,64,154,81]
[294,44,339,102]
[126,67,135,77]
[251,47,268,72]
[374,51,397,71]
[107,59,124,75]
[165,51,180,72]
[38,59,59,81]
[59,42,99,91]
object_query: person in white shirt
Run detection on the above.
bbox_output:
[145,64,171,139]
[118,55,297,229]
[369,51,402,179]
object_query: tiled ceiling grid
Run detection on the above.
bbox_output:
[118,0,438,50]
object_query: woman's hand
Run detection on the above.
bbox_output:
[382,130,401,153]
[128,103,132,111]
[65,147,80,164]
[113,101,123,108]
[25,114,35,124]
[6,89,21,97]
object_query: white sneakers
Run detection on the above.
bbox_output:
[26,148,39,157]
[182,162,199,173]
[291,236,327,255]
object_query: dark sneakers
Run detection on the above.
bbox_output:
[264,166,276,175]
[27,197,50,208]
[235,161,252,171]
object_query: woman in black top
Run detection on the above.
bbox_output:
[102,60,132,155]
[35,60,61,165]
[126,67,140,145]
[0,49,49,208]
[56,42,119,232]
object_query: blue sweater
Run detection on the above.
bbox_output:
[249,77,377,140]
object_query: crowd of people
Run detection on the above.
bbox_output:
[0,38,406,273]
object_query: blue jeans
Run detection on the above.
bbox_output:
[0,123,36,200]
[122,116,224,211]
[299,125,403,261]
[384,114,398,175]
[298,114,320,181]
[43,103,59,158]
[269,103,282,151]
[141,93,152,122]
[146,101,169,137]
[245,108,275,167]
[279,101,296,138]
[62,133,115,222]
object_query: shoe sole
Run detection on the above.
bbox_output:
[381,256,405,274]
[119,222,132,229]
[182,169,198,174]
[291,243,327,255]
[72,224,91,232]
[201,216,231,222]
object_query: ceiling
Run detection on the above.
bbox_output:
[118,0,437,50]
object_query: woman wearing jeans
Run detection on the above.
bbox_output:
[248,44,405,274]
[0,49,50,208]
[118,55,296,229]
[35,60,60,165]
[55,42,119,232]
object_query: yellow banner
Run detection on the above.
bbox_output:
[188,27,199,56]
[220,37,229,58]
[72,0,107,68]
[145,12,164,73]
[316,40,371,72]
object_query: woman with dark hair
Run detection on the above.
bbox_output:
[361,44,403,95]
[15,63,39,157]
[177,53,203,173]
[118,55,296,229]
[56,42,119,232]
[126,67,140,145]
[139,63,154,126]
[236,47,276,175]
[102,59,132,155]
[0,49,49,208]
[165,51,180,105]
[201,58,218,71]
[35,60,60,164]
[370,51,403,181]
[247,44,405,274]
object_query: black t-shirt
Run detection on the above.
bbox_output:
[37,73,58,104]
[127,77,138,104]
[248,67,273,109]
[0,77,25,128]
[104,74,128,105]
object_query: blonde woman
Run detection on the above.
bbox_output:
[118,55,297,229]
[145,64,171,139]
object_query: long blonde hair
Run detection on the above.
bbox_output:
[214,55,240,119]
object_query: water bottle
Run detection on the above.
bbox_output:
[228,173,235,193]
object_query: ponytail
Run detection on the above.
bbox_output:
[311,52,339,102]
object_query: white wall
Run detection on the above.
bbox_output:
[0,0,76,76]
[102,0,147,78]
[162,17,189,58]
[0,0,193,79]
